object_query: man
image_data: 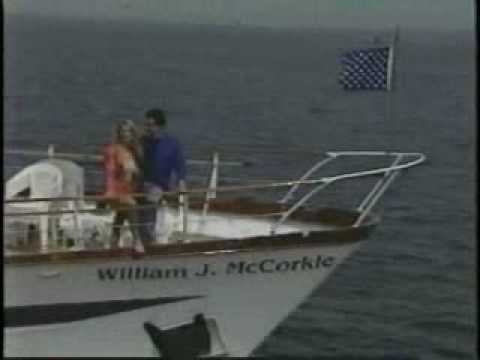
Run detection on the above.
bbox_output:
[138,108,187,244]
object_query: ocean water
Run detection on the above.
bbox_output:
[4,15,476,359]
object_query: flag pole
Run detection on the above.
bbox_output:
[386,25,399,138]
[387,25,399,91]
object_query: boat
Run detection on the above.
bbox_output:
[3,147,426,357]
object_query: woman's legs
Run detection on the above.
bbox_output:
[111,210,128,248]
[126,206,142,246]
[136,197,156,245]
[111,203,143,250]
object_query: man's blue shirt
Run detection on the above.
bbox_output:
[142,134,186,190]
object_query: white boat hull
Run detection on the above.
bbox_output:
[5,241,361,357]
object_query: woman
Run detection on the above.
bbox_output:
[104,120,143,249]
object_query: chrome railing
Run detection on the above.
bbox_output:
[272,151,426,233]
[4,148,426,251]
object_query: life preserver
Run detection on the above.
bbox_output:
[103,144,136,204]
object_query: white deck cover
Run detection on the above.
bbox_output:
[4,159,86,249]
[5,158,85,201]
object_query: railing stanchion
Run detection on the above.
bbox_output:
[47,144,55,159]
[353,170,400,227]
[72,200,82,248]
[279,155,336,204]
[177,192,189,243]
[357,154,404,211]
[272,181,331,235]
[200,152,219,230]
[182,193,189,242]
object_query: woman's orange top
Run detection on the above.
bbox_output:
[103,144,138,205]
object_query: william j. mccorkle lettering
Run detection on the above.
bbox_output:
[226,255,336,275]
[98,266,188,281]
[97,255,336,281]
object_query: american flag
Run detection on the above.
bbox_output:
[338,47,392,91]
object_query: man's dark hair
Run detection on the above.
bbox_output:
[145,108,167,127]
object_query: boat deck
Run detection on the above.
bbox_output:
[4,200,371,264]
[4,207,339,253]
[4,150,426,262]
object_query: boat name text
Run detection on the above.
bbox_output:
[97,255,336,281]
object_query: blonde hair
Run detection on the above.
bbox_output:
[112,119,143,162]
[113,119,138,144]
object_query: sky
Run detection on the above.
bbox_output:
[3,0,476,30]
